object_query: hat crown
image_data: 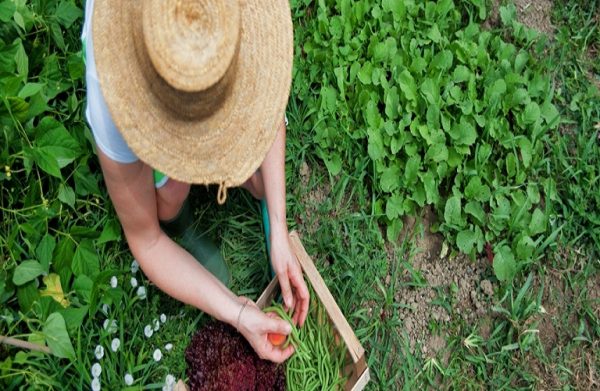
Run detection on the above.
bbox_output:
[142,0,240,93]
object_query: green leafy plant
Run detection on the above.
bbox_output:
[291,0,560,281]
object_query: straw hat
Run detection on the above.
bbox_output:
[92,0,293,203]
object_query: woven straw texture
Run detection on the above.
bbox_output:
[92,0,293,191]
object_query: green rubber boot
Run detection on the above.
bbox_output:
[260,199,275,279]
[160,199,230,287]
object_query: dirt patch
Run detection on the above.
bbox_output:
[296,161,331,234]
[484,0,555,39]
[393,207,494,358]
[513,0,554,38]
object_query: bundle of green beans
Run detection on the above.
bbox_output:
[263,287,347,390]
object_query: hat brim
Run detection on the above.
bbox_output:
[92,1,293,187]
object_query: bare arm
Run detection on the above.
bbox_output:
[260,120,310,326]
[97,149,293,362]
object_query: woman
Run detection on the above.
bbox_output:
[83,0,309,363]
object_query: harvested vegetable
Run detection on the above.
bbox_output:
[185,321,285,391]
[267,332,287,347]
[264,286,347,390]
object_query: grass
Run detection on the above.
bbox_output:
[1,1,599,390]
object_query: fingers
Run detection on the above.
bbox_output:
[277,270,295,310]
[264,344,295,363]
[263,313,292,336]
[289,267,310,327]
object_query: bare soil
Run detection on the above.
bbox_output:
[393,207,494,358]
[513,0,555,38]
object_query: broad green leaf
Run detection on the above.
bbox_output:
[420,170,438,204]
[32,148,61,178]
[55,1,82,28]
[58,184,76,208]
[72,240,100,278]
[528,208,547,235]
[514,51,529,73]
[516,235,535,261]
[427,24,442,43]
[60,306,88,335]
[73,274,93,303]
[358,62,373,85]
[425,143,448,163]
[526,183,540,204]
[384,86,399,120]
[488,78,506,99]
[320,85,337,113]
[18,83,43,99]
[40,274,70,308]
[449,117,477,146]
[465,201,485,224]
[523,102,541,125]
[36,234,56,271]
[43,313,75,360]
[464,176,491,202]
[431,50,453,71]
[324,153,342,176]
[493,246,516,281]
[456,229,477,254]
[506,153,517,177]
[97,218,121,244]
[367,128,385,160]
[380,165,401,192]
[385,194,404,220]
[14,39,28,77]
[397,70,417,102]
[518,138,533,168]
[0,1,15,22]
[386,218,403,242]
[404,155,420,185]
[365,99,382,129]
[74,164,101,196]
[453,65,471,83]
[17,281,40,313]
[420,78,439,105]
[540,100,559,126]
[444,196,462,226]
[13,261,45,286]
[499,5,516,26]
[510,88,530,107]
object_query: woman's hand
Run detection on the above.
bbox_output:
[236,297,294,363]
[270,232,310,327]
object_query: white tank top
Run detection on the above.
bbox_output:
[82,0,138,163]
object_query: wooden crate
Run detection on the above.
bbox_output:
[175,231,370,391]
[256,231,370,391]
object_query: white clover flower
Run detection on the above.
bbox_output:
[160,313,167,323]
[103,319,118,334]
[94,345,104,360]
[153,348,162,362]
[162,385,172,391]
[153,318,160,331]
[111,338,120,352]
[165,343,173,351]
[91,362,102,377]
[91,377,101,391]
[165,374,175,386]
[101,304,109,315]
[110,276,118,288]
[144,325,153,338]
[136,286,147,299]
[131,259,139,274]
[130,277,138,288]
[124,373,134,386]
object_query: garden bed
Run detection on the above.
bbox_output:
[175,231,370,391]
